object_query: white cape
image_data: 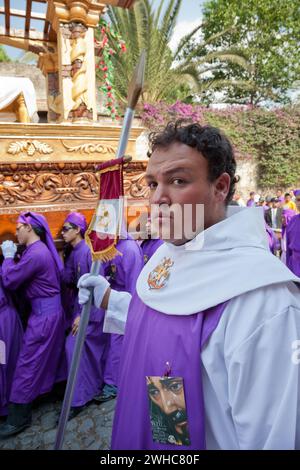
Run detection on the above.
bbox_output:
[136,206,300,315]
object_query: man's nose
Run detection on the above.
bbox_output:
[160,392,176,415]
[150,184,171,206]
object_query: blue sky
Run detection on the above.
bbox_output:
[1,0,204,59]
[152,0,204,22]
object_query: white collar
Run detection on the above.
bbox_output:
[136,207,299,315]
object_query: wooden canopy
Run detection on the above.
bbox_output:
[0,0,136,51]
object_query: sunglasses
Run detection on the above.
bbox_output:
[61,225,74,233]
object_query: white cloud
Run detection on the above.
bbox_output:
[169,18,203,53]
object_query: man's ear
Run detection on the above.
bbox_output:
[214,172,230,202]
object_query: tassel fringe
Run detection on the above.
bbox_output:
[91,245,122,262]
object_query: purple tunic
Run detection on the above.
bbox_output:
[140,239,163,264]
[0,272,23,415]
[1,240,65,404]
[103,239,143,387]
[64,240,108,406]
[111,293,228,450]
[286,214,300,277]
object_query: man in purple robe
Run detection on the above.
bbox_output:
[0,212,64,437]
[286,190,300,277]
[61,212,108,419]
[246,191,256,207]
[78,122,300,450]
[94,234,143,402]
[265,223,279,255]
[0,269,23,417]
[281,208,296,263]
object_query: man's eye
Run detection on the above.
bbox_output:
[148,182,157,190]
[173,179,185,185]
[169,382,182,393]
[149,388,159,398]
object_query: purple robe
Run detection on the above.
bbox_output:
[265,224,279,254]
[1,240,65,404]
[103,239,143,388]
[286,214,300,277]
[111,293,228,450]
[0,272,23,415]
[64,240,108,406]
[140,239,163,264]
[247,199,255,207]
[61,248,80,330]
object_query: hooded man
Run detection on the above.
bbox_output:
[61,212,108,419]
[0,268,23,417]
[0,211,64,437]
[78,122,300,450]
[286,190,300,277]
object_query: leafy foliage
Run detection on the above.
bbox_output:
[95,18,127,119]
[197,0,300,105]
[141,101,300,189]
[0,45,10,62]
[104,0,251,105]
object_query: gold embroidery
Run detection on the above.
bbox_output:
[147,257,174,290]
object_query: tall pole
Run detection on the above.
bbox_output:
[54,50,146,450]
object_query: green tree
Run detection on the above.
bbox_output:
[199,0,300,105]
[0,45,11,62]
[102,0,251,105]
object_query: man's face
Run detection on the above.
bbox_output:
[145,142,230,245]
[61,223,79,243]
[285,195,290,203]
[147,377,187,437]
[16,223,30,245]
[295,195,300,211]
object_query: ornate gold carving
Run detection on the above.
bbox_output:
[68,22,89,120]
[124,170,149,199]
[61,141,116,154]
[0,171,99,206]
[0,93,30,124]
[0,161,148,210]
[7,140,54,156]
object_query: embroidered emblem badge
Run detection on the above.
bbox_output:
[147,257,174,290]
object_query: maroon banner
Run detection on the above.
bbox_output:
[85,158,124,262]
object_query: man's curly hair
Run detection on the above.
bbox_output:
[148,120,239,203]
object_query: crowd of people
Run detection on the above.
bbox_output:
[0,211,148,437]
[233,189,300,275]
[0,120,300,449]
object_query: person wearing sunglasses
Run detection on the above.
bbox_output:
[286,189,300,277]
[0,211,64,437]
[60,212,110,420]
